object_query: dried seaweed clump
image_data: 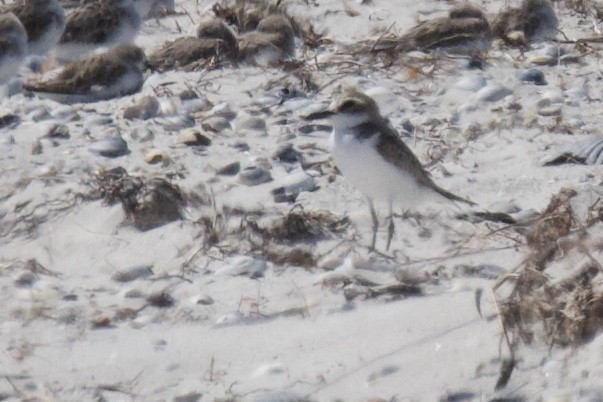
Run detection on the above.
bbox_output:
[93,167,186,231]
[193,206,350,269]
[264,207,349,243]
[495,188,603,347]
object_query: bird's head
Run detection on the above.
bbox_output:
[303,87,382,129]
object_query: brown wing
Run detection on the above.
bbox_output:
[355,120,476,205]
[26,53,128,94]
[238,31,281,60]
[399,17,490,51]
[60,2,125,44]
[147,37,228,70]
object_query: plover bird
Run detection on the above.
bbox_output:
[57,0,142,61]
[492,0,558,43]
[305,88,475,251]
[24,43,146,103]
[147,19,238,71]
[400,4,491,53]
[2,0,65,56]
[196,18,238,53]
[238,14,295,64]
[0,13,27,84]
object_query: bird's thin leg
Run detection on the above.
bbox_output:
[367,198,379,252]
[386,201,395,251]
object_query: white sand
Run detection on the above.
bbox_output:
[1,0,603,400]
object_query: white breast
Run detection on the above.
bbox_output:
[329,128,436,210]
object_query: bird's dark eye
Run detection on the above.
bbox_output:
[339,100,357,111]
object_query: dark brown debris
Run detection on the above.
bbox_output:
[92,167,186,231]
[494,188,603,351]
[525,188,577,269]
[372,4,492,54]
[263,207,349,243]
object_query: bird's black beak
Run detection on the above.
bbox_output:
[303,109,334,120]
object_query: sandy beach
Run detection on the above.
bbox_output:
[1,0,603,400]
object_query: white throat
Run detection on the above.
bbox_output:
[330,111,370,131]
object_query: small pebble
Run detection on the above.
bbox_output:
[520,68,547,85]
[123,95,160,120]
[271,187,297,203]
[201,116,231,133]
[89,137,130,158]
[175,129,211,146]
[206,102,237,120]
[528,54,555,66]
[230,140,250,151]
[273,143,301,163]
[195,295,214,305]
[238,166,272,186]
[154,115,195,131]
[111,265,154,282]
[274,170,316,195]
[252,363,286,378]
[216,161,240,176]
[87,116,114,126]
[147,291,175,308]
[159,97,182,116]
[144,150,170,165]
[455,75,487,92]
[181,98,208,114]
[234,116,266,136]
[476,85,512,102]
